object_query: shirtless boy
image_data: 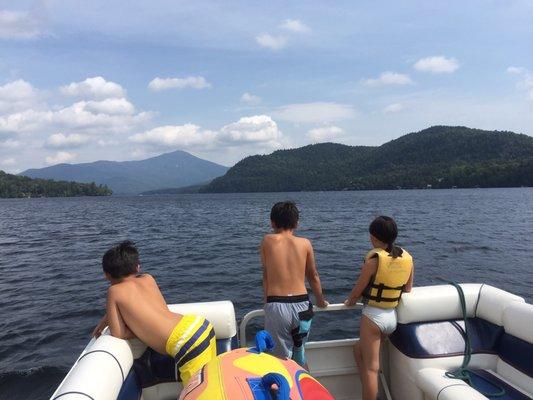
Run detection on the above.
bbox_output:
[260,201,328,367]
[92,241,217,386]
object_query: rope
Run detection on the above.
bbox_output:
[445,282,505,397]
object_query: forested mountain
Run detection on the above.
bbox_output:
[0,171,111,198]
[202,126,533,192]
[21,150,228,195]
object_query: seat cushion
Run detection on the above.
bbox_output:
[417,368,532,400]
[390,317,503,358]
[469,369,532,400]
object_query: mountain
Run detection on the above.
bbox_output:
[0,170,111,198]
[21,150,228,195]
[201,126,533,192]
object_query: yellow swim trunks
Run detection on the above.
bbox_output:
[166,315,217,386]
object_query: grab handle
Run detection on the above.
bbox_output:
[261,373,290,400]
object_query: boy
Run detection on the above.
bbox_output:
[92,241,217,386]
[260,201,328,367]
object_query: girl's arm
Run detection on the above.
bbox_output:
[344,257,378,306]
[404,263,414,293]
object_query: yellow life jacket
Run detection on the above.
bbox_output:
[362,247,413,309]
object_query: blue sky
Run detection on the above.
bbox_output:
[1,0,532,172]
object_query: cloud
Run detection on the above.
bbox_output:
[0,79,40,112]
[307,125,344,142]
[60,77,125,99]
[45,151,76,165]
[506,66,526,75]
[273,102,356,123]
[82,98,135,115]
[383,102,404,113]
[362,72,413,87]
[256,34,287,50]
[240,92,261,105]
[0,157,16,166]
[0,10,43,40]
[130,124,216,148]
[506,67,533,102]
[0,138,21,148]
[0,100,151,134]
[46,133,90,148]
[279,19,310,33]
[148,76,211,91]
[414,56,459,74]
[130,115,282,149]
[219,115,281,144]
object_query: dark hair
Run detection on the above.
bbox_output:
[102,241,140,279]
[369,216,403,258]
[270,201,299,230]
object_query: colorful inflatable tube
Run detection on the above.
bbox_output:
[180,331,334,400]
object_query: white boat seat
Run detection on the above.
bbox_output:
[388,284,531,400]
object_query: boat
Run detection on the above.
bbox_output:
[50,284,533,399]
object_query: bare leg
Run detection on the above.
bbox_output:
[360,315,382,400]
[353,340,363,376]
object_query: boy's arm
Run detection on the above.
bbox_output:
[344,258,377,306]
[304,240,328,308]
[106,288,136,340]
[404,263,414,293]
[260,238,268,303]
[92,313,108,338]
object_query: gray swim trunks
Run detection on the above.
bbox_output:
[264,294,314,366]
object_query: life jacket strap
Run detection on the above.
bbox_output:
[363,282,406,303]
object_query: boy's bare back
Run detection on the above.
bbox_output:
[261,232,311,296]
[261,231,327,307]
[107,274,181,354]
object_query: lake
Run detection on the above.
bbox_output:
[0,188,532,399]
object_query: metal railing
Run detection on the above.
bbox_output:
[239,302,364,344]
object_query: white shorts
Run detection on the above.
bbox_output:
[362,305,397,335]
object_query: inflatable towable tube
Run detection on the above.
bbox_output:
[180,331,334,400]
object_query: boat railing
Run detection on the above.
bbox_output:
[239,302,364,344]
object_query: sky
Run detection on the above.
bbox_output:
[0,0,532,172]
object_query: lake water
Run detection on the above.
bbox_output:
[0,188,532,399]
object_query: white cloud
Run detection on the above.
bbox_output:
[130,124,215,148]
[131,115,282,149]
[82,98,135,115]
[0,138,21,148]
[240,92,261,105]
[256,34,287,50]
[279,19,310,33]
[148,76,211,91]
[60,77,125,99]
[506,67,533,102]
[414,56,459,74]
[46,133,90,148]
[0,79,40,112]
[307,125,344,142]
[383,102,404,113]
[506,66,526,75]
[45,151,76,165]
[0,157,16,166]
[220,115,281,144]
[274,102,356,123]
[362,72,413,87]
[0,100,151,134]
[0,10,42,40]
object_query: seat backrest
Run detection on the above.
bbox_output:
[497,302,533,395]
[168,300,237,339]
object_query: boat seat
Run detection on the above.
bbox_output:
[416,368,532,400]
[116,300,238,400]
[388,284,531,400]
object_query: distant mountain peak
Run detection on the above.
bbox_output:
[21,149,228,195]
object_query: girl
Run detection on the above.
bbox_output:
[344,216,414,400]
